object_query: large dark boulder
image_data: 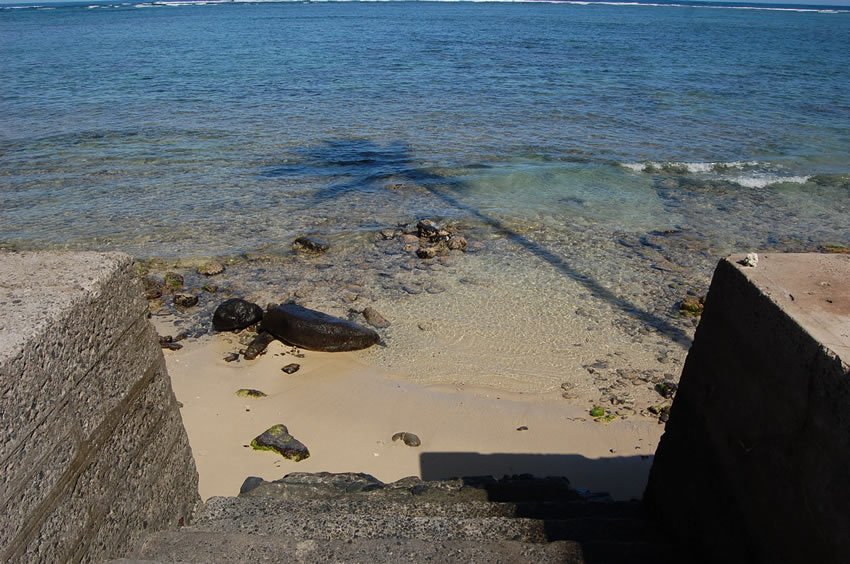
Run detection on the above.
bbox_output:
[263,303,380,352]
[212,298,264,331]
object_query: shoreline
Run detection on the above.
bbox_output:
[158,327,666,502]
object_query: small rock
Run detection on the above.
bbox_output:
[163,272,184,290]
[416,247,437,259]
[202,283,219,293]
[243,331,276,360]
[143,276,163,299]
[392,432,421,447]
[589,406,605,418]
[251,424,310,461]
[213,298,264,331]
[237,389,267,398]
[447,236,468,251]
[402,234,419,245]
[402,285,423,295]
[173,293,198,308]
[655,381,678,399]
[281,363,301,374]
[292,236,330,254]
[738,253,758,267]
[158,335,183,351]
[362,307,391,329]
[416,220,440,238]
[197,261,225,276]
[379,229,397,240]
[223,352,240,362]
[679,296,704,317]
[516,426,528,431]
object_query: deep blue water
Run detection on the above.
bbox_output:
[1,1,849,256]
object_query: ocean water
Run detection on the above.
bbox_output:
[1,1,849,391]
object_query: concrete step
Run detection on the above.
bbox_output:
[235,493,647,521]
[123,530,673,563]
[189,496,661,544]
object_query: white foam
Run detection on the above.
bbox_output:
[724,174,810,189]
[621,161,759,174]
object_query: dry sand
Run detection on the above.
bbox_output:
[158,328,666,502]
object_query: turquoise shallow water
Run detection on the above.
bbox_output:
[3,1,848,392]
[1,1,848,257]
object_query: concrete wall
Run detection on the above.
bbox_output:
[645,253,850,564]
[0,251,200,562]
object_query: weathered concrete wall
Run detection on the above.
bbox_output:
[0,251,200,562]
[645,253,850,564]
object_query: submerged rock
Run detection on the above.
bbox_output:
[213,298,264,331]
[292,236,330,254]
[392,432,421,447]
[263,303,380,352]
[251,424,310,461]
[173,293,198,308]
[237,389,267,398]
[197,261,225,276]
[281,363,300,374]
[163,271,184,290]
[362,306,391,329]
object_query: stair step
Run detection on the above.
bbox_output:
[123,530,673,563]
[218,493,647,521]
[189,497,661,544]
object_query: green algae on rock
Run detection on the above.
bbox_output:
[236,389,267,398]
[679,296,705,317]
[251,424,310,461]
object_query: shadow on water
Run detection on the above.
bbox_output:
[263,138,692,346]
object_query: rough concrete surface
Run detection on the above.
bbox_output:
[645,253,850,564]
[0,251,200,562]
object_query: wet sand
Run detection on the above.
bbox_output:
[158,328,666,502]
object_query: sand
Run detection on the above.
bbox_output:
[158,328,666,502]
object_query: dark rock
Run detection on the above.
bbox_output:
[655,381,678,399]
[292,236,330,254]
[243,331,275,360]
[173,293,198,308]
[281,363,300,374]
[143,276,163,299]
[392,432,421,447]
[213,298,264,331]
[163,272,184,290]
[362,306,391,329]
[237,389,267,398]
[239,476,265,495]
[416,246,437,259]
[416,220,440,238]
[251,424,310,461]
[158,335,183,351]
[516,426,529,431]
[263,303,380,352]
[223,352,240,362]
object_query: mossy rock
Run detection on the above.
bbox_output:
[163,271,184,290]
[589,406,605,418]
[251,424,310,461]
[236,389,267,398]
[820,244,850,255]
[679,296,705,317]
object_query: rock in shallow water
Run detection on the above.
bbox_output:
[362,306,391,329]
[392,432,421,447]
[292,236,330,254]
[263,303,380,352]
[213,298,264,331]
[251,424,310,461]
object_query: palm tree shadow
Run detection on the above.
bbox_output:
[263,138,692,346]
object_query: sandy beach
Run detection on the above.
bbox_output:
[156,321,667,502]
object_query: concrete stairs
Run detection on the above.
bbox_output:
[120,472,675,563]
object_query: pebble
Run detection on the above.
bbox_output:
[282,363,301,374]
[392,432,421,447]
